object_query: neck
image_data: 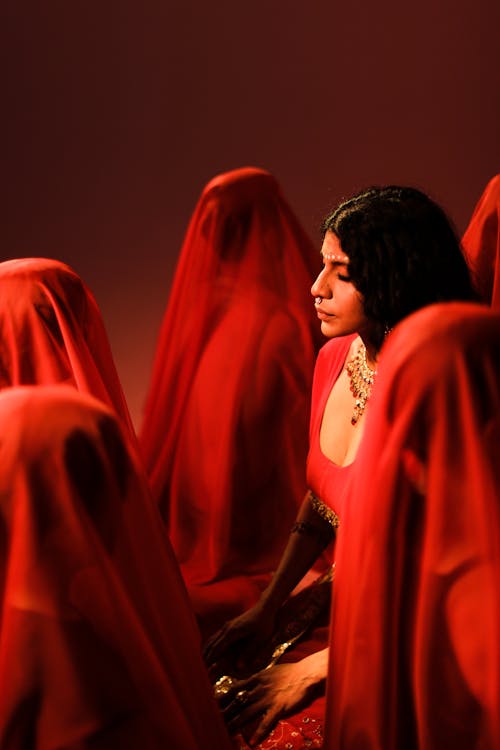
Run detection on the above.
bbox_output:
[359,336,379,371]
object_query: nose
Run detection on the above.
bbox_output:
[311,266,330,299]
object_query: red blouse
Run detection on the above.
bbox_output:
[0,385,231,749]
[307,334,357,520]
[327,301,500,750]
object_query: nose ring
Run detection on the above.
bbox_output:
[314,296,322,306]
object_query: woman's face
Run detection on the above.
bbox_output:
[311,231,370,339]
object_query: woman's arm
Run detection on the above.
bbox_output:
[203,492,334,668]
[257,492,335,615]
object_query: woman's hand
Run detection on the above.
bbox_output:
[222,650,328,746]
[203,600,277,675]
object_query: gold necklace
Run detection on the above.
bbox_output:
[346,343,377,425]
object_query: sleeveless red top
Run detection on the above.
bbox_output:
[306,334,357,524]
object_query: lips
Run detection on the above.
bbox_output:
[316,309,333,320]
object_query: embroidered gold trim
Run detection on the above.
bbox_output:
[309,490,340,529]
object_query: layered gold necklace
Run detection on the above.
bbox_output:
[346,343,377,425]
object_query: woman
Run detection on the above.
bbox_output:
[205,185,476,748]
[0,385,232,749]
[0,257,136,442]
[327,302,500,749]
[139,167,323,636]
[461,173,500,309]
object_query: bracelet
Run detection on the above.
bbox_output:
[308,490,340,530]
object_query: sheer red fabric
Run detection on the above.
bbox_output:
[0,385,232,749]
[462,174,500,309]
[0,257,136,441]
[326,302,500,749]
[139,167,322,631]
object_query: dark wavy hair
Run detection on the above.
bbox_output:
[322,185,477,349]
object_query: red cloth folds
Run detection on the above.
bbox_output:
[462,174,500,309]
[0,257,136,442]
[327,302,500,749]
[0,385,232,749]
[139,167,322,629]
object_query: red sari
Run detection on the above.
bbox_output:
[327,302,500,750]
[139,167,322,634]
[462,174,500,309]
[0,385,232,749]
[0,257,136,442]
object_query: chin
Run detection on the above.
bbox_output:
[321,321,338,338]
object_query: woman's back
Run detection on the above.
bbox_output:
[0,385,232,749]
[139,167,322,630]
[328,301,500,750]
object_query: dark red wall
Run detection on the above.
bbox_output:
[1,0,499,427]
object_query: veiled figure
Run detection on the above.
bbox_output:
[462,174,500,309]
[0,385,232,750]
[327,302,500,750]
[139,167,322,632]
[0,257,136,441]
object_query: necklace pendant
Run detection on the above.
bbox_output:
[346,343,377,427]
[351,403,362,425]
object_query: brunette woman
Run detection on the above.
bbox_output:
[205,185,476,748]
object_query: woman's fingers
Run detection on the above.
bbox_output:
[202,621,228,655]
[224,687,268,732]
[203,621,237,663]
[222,675,258,708]
[249,707,281,747]
[204,622,266,670]
[231,662,315,742]
[225,689,283,744]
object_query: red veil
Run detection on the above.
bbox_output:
[139,167,322,628]
[462,174,500,309]
[0,257,135,441]
[327,302,500,750]
[0,385,231,749]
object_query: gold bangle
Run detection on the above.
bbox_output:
[309,490,340,530]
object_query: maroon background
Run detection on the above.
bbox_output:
[1,0,499,428]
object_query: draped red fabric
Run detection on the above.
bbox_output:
[462,174,500,309]
[139,167,322,628]
[326,302,500,750]
[0,257,136,442]
[0,385,232,750]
